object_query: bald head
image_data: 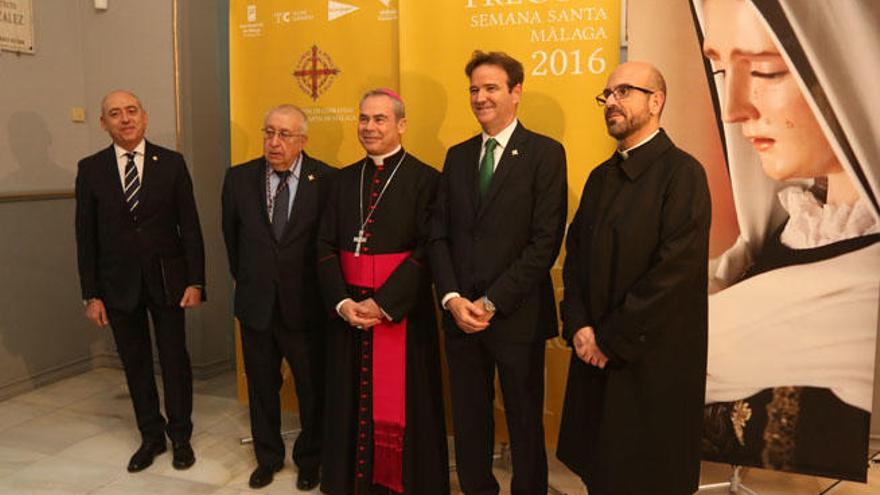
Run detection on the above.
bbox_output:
[609,61,666,112]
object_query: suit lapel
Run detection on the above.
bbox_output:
[254,158,273,237]
[464,136,482,216]
[478,122,526,219]
[102,145,128,214]
[140,142,159,217]
[281,154,315,242]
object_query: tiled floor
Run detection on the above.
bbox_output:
[0,368,876,494]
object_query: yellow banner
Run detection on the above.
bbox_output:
[229,0,399,167]
[399,0,621,445]
[229,0,620,445]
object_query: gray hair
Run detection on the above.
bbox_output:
[264,104,309,134]
[359,88,405,120]
[100,90,144,115]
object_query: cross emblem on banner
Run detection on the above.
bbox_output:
[292,45,341,101]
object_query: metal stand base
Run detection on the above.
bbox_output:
[697,466,758,494]
[239,428,300,445]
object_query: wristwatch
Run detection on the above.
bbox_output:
[481,296,496,313]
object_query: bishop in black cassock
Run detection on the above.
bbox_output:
[317,90,449,495]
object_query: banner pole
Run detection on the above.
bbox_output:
[697,466,758,494]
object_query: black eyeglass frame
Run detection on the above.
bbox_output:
[260,127,306,141]
[595,84,655,106]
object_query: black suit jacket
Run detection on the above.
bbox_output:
[222,152,335,331]
[75,141,206,312]
[430,122,567,343]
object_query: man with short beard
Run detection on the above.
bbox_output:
[556,62,711,495]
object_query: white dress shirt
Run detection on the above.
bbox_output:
[113,140,146,189]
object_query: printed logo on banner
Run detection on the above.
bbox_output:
[239,2,264,38]
[377,0,397,21]
[328,1,359,21]
[292,45,341,101]
[273,9,315,24]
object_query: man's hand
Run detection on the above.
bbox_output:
[359,298,384,320]
[340,300,382,330]
[179,286,202,308]
[476,297,495,323]
[447,297,489,334]
[573,326,609,369]
[84,298,109,327]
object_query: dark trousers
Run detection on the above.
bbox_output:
[107,298,193,445]
[445,334,548,495]
[240,303,324,473]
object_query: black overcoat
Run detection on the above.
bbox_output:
[557,130,711,495]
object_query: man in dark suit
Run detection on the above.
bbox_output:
[556,62,711,495]
[221,104,333,491]
[430,51,567,495]
[75,90,205,472]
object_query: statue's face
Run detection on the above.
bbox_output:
[702,0,840,181]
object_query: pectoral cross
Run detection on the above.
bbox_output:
[353,229,367,257]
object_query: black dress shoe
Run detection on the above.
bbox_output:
[249,463,283,489]
[171,442,196,470]
[127,441,167,472]
[296,468,320,491]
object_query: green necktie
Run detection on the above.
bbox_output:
[480,138,498,197]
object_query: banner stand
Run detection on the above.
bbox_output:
[697,466,758,494]
[239,428,299,446]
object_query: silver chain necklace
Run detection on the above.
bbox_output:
[353,151,406,257]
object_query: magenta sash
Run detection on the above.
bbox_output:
[340,250,409,493]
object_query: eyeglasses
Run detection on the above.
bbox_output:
[261,128,304,142]
[595,84,655,106]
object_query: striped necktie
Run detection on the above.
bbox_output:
[123,152,141,220]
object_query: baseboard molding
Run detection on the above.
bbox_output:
[0,353,232,401]
[0,354,106,401]
[191,357,234,378]
[870,434,880,452]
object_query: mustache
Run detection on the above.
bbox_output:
[604,107,624,119]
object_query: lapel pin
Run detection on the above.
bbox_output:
[511,149,519,156]
[152,155,158,161]
[308,174,315,182]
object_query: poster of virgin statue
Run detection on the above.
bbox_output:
[691,0,880,482]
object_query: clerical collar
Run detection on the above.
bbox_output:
[368,145,403,166]
[481,118,518,150]
[618,129,659,160]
